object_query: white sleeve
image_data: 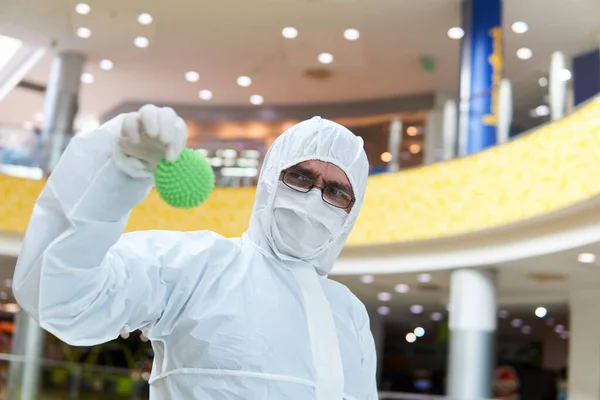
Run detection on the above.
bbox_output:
[13,116,180,346]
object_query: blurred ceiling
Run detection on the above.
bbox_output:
[0,0,598,128]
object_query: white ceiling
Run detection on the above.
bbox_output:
[0,0,598,126]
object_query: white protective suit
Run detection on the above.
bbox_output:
[13,113,377,400]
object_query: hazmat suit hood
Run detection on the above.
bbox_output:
[247,116,369,275]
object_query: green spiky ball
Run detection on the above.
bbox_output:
[154,148,215,209]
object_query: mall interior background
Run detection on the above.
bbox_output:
[1,0,600,399]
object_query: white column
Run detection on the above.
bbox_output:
[447,268,497,399]
[387,119,402,172]
[568,290,600,399]
[42,52,84,172]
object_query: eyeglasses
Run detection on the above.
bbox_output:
[281,169,355,209]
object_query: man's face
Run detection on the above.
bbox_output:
[281,160,354,214]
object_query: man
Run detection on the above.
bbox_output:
[13,105,376,399]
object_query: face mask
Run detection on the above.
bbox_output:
[271,181,348,260]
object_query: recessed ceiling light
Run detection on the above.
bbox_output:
[578,253,596,263]
[250,94,264,105]
[185,71,200,82]
[535,307,547,318]
[407,126,418,136]
[80,73,94,84]
[516,47,533,60]
[555,324,565,333]
[318,52,334,65]
[560,331,569,339]
[414,327,425,337]
[558,68,572,82]
[417,273,432,283]
[405,332,417,343]
[99,59,114,71]
[377,306,390,316]
[447,27,464,40]
[410,304,423,314]
[498,310,509,319]
[138,13,153,25]
[344,28,360,41]
[360,274,375,284]
[199,90,213,100]
[381,152,392,162]
[533,105,550,117]
[237,76,252,87]
[75,3,91,15]
[521,325,532,334]
[282,27,298,39]
[134,36,150,48]
[511,318,523,328]
[511,21,529,34]
[431,312,443,321]
[409,144,421,154]
[539,77,548,87]
[377,292,392,302]
[76,27,92,39]
[394,283,410,293]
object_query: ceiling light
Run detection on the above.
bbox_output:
[447,27,464,40]
[282,27,298,39]
[498,310,509,319]
[431,312,443,321]
[410,304,423,314]
[199,90,213,100]
[0,35,22,71]
[534,105,550,117]
[344,28,360,41]
[318,52,334,65]
[394,283,410,293]
[75,3,91,15]
[377,306,390,316]
[380,152,392,162]
[409,144,421,154]
[80,72,94,84]
[377,292,392,302]
[407,126,418,136]
[555,324,565,333]
[417,273,432,283]
[538,77,548,87]
[560,331,569,339]
[578,253,596,263]
[237,76,252,87]
[138,13,153,25]
[405,332,417,343]
[134,37,150,48]
[76,27,92,39]
[360,274,375,284]
[1,303,19,313]
[414,327,425,337]
[185,71,200,82]
[511,21,529,34]
[78,117,100,132]
[250,94,264,105]
[521,325,532,334]
[516,48,533,60]
[99,59,114,71]
[535,307,547,318]
[558,68,572,81]
[511,318,523,328]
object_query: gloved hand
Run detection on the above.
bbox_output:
[114,104,188,179]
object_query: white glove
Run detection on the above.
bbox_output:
[113,104,188,179]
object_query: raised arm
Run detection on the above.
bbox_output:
[13,105,189,346]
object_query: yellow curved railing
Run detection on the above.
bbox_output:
[1,97,600,246]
